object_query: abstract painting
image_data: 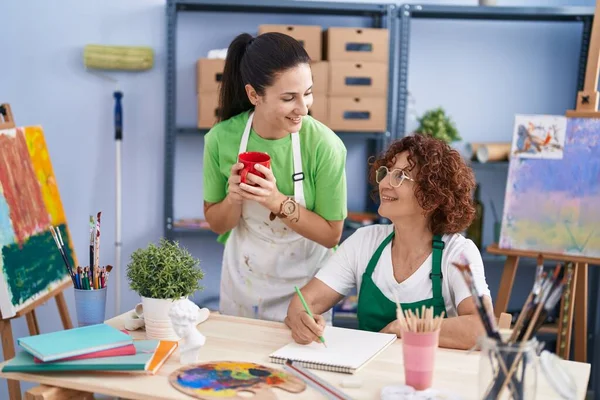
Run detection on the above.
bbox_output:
[510,114,567,160]
[500,116,600,258]
[0,126,75,318]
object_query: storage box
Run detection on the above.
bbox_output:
[328,61,387,96]
[197,92,221,128]
[311,61,328,93]
[328,97,387,132]
[325,27,389,62]
[196,59,225,93]
[308,94,328,125]
[258,24,322,61]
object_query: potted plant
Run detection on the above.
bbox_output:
[415,107,461,143]
[126,238,204,338]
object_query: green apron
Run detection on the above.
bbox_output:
[357,232,447,332]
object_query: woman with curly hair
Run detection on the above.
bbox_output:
[285,133,492,350]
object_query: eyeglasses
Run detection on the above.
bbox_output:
[375,166,414,188]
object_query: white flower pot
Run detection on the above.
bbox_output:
[140,296,185,341]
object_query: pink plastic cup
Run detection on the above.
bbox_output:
[402,328,440,390]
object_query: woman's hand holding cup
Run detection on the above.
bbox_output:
[226,162,245,206]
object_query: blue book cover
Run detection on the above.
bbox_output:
[3,341,160,373]
[17,323,133,362]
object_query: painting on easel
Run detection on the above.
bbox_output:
[500,115,600,258]
[0,125,75,318]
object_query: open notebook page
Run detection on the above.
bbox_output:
[269,326,397,374]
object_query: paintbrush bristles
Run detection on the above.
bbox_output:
[396,306,441,333]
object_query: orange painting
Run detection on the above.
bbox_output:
[23,126,67,226]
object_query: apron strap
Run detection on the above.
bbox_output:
[290,132,305,207]
[238,111,254,155]
[431,234,444,300]
[365,231,395,276]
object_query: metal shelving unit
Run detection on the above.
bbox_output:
[394,4,595,138]
[165,1,596,239]
[164,0,397,239]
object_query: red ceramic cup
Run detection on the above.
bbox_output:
[402,328,440,390]
[238,152,271,185]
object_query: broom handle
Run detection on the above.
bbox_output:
[114,91,123,316]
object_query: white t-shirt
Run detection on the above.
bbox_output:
[315,224,491,317]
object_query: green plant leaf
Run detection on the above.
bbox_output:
[126,238,204,300]
[415,107,461,143]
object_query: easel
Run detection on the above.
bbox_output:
[487,245,593,362]
[0,103,74,400]
[487,0,600,363]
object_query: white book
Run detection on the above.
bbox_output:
[269,326,397,374]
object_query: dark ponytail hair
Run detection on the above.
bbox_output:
[218,32,311,122]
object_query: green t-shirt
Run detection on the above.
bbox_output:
[203,110,348,243]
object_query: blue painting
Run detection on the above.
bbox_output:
[500,116,600,258]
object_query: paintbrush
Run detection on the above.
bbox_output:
[488,264,567,399]
[94,212,102,289]
[533,254,544,294]
[50,226,76,285]
[452,262,500,340]
[89,215,95,285]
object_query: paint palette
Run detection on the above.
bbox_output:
[169,361,306,399]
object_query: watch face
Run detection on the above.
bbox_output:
[282,200,296,215]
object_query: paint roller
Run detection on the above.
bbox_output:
[83,44,154,71]
[83,44,154,318]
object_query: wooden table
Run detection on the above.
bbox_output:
[0,312,592,399]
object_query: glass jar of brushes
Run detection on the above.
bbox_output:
[477,336,541,400]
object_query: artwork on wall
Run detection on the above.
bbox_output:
[0,125,76,318]
[500,115,600,258]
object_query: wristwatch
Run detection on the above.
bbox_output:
[269,197,300,223]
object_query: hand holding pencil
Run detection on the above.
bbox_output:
[290,286,327,348]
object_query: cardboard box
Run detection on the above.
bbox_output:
[325,27,389,62]
[258,24,322,61]
[197,59,225,93]
[328,96,387,132]
[197,92,221,129]
[311,61,328,93]
[328,61,387,96]
[308,94,328,125]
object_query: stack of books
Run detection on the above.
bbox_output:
[2,323,177,374]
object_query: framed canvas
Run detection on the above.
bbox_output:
[500,115,600,258]
[0,126,76,318]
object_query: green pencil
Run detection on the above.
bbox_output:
[294,286,327,348]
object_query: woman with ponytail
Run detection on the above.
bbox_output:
[203,32,347,323]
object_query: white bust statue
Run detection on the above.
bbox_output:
[169,299,206,365]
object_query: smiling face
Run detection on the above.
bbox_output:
[377,151,423,220]
[246,63,313,135]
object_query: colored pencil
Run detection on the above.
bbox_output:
[396,305,443,333]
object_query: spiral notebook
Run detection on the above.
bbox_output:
[269,326,397,374]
